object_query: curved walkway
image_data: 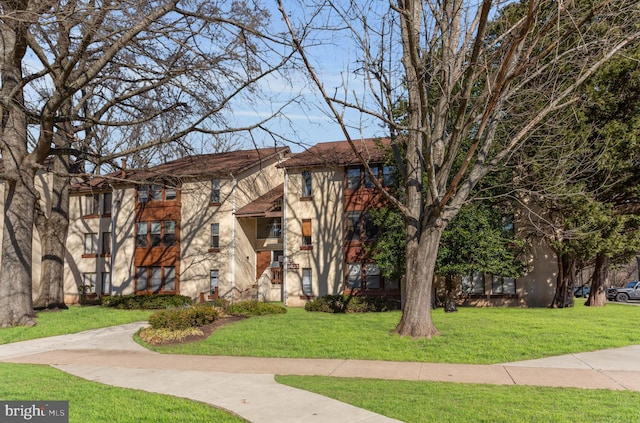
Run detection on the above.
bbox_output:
[1,323,639,423]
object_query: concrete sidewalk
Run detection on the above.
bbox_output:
[1,323,640,423]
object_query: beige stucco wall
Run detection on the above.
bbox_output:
[284,168,345,306]
[180,155,285,301]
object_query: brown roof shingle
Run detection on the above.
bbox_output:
[282,138,391,169]
[236,184,284,218]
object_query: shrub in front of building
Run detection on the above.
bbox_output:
[305,295,400,313]
[224,301,287,317]
[100,294,193,309]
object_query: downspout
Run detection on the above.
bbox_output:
[230,173,237,299]
[283,169,289,306]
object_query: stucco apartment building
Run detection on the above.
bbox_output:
[2,140,595,307]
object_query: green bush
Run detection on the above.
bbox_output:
[225,301,287,317]
[148,303,219,330]
[100,294,193,310]
[305,295,400,313]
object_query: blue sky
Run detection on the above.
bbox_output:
[226,1,386,152]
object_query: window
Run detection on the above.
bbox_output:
[347,263,362,289]
[84,233,98,255]
[302,170,312,197]
[165,187,177,200]
[102,192,112,215]
[364,167,379,188]
[462,272,485,295]
[382,166,395,187]
[257,218,282,239]
[149,185,162,201]
[211,223,220,249]
[85,194,99,216]
[101,232,111,255]
[365,264,381,289]
[345,211,362,241]
[138,186,149,203]
[101,272,111,295]
[346,168,361,189]
[364,211,379,240]
[136,223,148,247]
[164,221,176,246]
[150,221,162,247]
[136,267,148,291]
[210,269,219,294]
[301,219,312,248]
[211,179,220,203]
[164,267,175,291]
[302,268,313,296]
[492,275,516,295]
[81,273,96,293]
[150,266,162,293]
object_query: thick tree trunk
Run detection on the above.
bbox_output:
[585,252,608,306]
[33,156,71,310]
[550,252,575,308]
[0,177,37,327]
[0,6,41,326]
[393,224,442,338]
[444,274,458,312]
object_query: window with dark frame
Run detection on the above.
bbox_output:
[301,219,312,248]
[211,223,220,249]
[302,268,313,295]
[364,167,379,188]
[84,233,98,254]
[81,273,96,293]
[346,167,361,190]
[210,269,219,294]
[102,232,111,255]
[150,221,162,247]
[101,272,111,295]
[136,267,148,291]
[302,170,312,197]
[163,221,176,246]
[103,192,112,215]
[138,186,149,203]
[211,179,220,203]
[85,194,100,216]
[151,185,163,201]
[347,263,362,289]
[165,187,177,200]
[136,223,148,248]
[345,211,362,241]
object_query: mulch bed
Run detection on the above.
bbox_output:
[155,316,245,346]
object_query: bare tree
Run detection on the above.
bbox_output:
[279,0,640,337]
[0,0,295,324]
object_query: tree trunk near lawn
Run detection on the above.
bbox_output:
[0,5,41,327]
[551,252,575,308]
[585,252,608,306]
[33,156,71,310]
[0,176,38,327]
[444,274,458,312]
[393,223,442,338]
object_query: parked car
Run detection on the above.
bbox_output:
[606,281,640,302]
[573,285,591,298]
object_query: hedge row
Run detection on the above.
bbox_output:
[305,294,400,313]
[225,301,287,317]
[148,303,219,330]
[100,294,193,309]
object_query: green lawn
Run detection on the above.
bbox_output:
[0,305,152,345]
[0,363,246,423]
[145,300,640,364]
[276,375,640,423]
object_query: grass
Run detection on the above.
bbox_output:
[144,300,640,364]
[0,363,245,423]
[276,375,640,423]
[0,305,153,345]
